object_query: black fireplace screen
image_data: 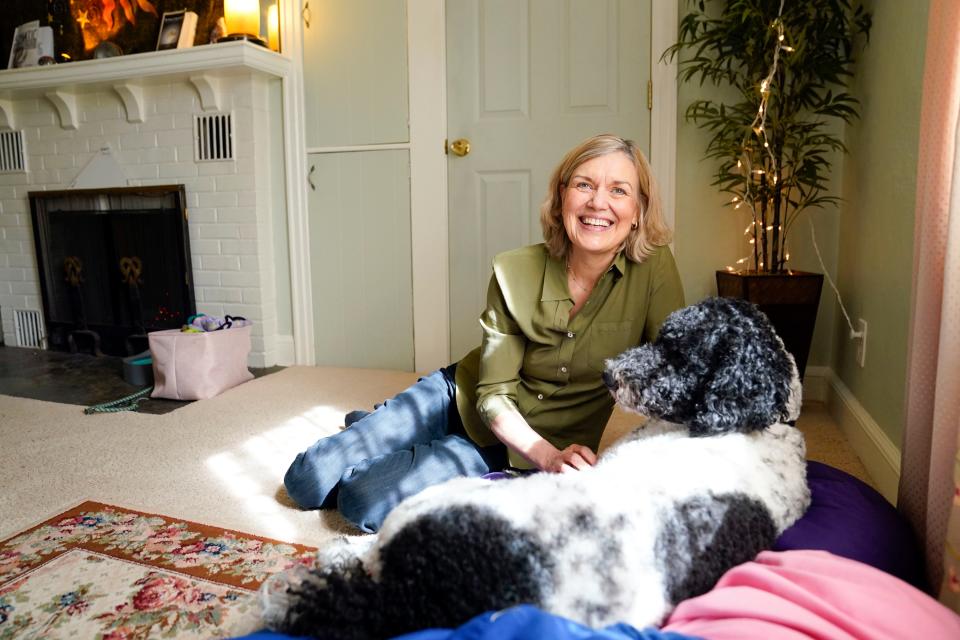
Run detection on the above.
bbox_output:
[29,185,196,356]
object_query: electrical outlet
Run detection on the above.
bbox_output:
[855,318,867,367]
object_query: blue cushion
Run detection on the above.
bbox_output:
[233,607,702,640]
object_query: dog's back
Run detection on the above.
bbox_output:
[267,297,813,637]
[345,418,809,630]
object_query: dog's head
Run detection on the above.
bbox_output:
[603,297,801,436]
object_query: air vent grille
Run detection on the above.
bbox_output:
[0,130,25,173]
[194,112,234,161]
[14,309,44,348]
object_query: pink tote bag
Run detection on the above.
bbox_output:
[148,324,254,400]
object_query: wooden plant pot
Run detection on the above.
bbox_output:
[716,270,824,380]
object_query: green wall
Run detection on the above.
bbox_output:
[673,9,843,368]
[673,0,929,449]
[834,0,929,447]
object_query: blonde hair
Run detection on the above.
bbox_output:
[539,134,671,262]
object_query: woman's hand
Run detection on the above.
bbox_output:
[489,410,597,473]
[541,444,597,473]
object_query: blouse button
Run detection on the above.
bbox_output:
[537,393,544,400]
[567,331,574,338]
[560,366,568,373]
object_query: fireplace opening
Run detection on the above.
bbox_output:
[29,185,196,357]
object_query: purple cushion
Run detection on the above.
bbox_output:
[481,471,516,481]
[774,461,926,590]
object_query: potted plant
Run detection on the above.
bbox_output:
[665,0,871,377]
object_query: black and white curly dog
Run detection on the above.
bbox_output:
[263,297,811,639]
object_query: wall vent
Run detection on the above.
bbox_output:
[0,130,26,173]
[194,112,234,161]
[14,309,44,348]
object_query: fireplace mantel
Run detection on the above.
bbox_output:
[0,41,290,129]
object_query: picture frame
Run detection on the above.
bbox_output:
[8,21,55,68]
[156,9,198,51]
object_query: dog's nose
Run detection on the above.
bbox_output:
[602,370,618,391]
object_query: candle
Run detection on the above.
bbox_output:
[267,4,280,51]
[224,0,261,37]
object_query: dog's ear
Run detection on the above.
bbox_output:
[687,298,798,435]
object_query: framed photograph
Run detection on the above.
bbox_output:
[8,20,55,68]
[156,10,198,51]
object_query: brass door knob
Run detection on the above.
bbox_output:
[449,138,471,157]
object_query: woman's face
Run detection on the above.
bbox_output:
[561,152,640,260]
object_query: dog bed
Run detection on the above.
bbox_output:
[773,460,926,590]
[234,546,956,640]
[233,460,933,640]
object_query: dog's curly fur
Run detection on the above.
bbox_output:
[261,297,811,639]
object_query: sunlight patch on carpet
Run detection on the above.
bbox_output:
[202,407,346,540]
[301,404,351,431]
[204,451,300,542]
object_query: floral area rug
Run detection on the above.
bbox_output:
[0,501,317,639]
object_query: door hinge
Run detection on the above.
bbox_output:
[647,79,653,110]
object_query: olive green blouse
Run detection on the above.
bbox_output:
[455,243,685,468]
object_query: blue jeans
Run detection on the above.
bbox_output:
[283,364,508,532]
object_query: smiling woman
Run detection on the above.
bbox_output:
[561,153,641,315]
[283,133,685,535]
[540,134,675,317]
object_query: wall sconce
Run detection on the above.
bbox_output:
[220,0,267,46]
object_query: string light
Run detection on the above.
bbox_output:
[724,0,790,272]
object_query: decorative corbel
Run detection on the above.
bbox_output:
[0,99,14,130]
[189,74,222,112]
[44,90,79,130]
[113,82,145,123]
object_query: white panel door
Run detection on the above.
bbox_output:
[308,150,414,370]
[301,0,414,370]
[446,0,652,360]
[302,0,409,148]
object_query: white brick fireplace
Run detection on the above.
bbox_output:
[0,42,292,367]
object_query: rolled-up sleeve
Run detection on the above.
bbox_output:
[476,274,526,426]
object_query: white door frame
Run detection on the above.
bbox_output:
[281,0,314,365]
[407,0,451,372]
[285,0,678,372]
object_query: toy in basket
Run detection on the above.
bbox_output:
[149,314,254,400]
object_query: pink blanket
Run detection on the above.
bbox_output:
[661,550,960,639]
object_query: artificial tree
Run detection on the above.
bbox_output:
[666,0,872,273]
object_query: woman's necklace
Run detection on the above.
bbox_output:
[567,263,593,293]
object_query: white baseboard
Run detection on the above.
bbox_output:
[802,365,831,403]
[274,334,296,366]
[815,368,902,504]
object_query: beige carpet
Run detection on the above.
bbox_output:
[0,366,875,548]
